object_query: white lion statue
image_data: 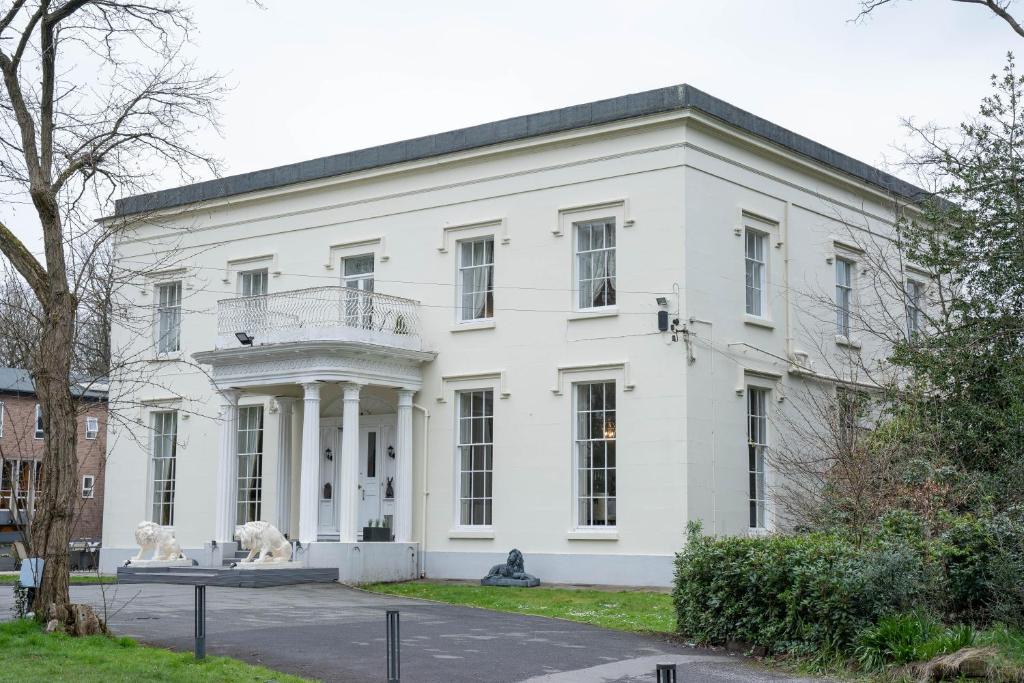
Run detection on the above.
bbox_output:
[234,521,292,564]
[133,521,186,562]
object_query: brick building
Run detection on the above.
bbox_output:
[0,368,107,557]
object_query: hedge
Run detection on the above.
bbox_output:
[672,522,924,655]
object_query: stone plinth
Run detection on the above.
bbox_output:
[481,575,540,588]
[231,560,305,570]
[126,558,193,568]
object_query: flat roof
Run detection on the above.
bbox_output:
[114,84,929,217]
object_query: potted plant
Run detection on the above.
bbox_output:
[362,518,392,542]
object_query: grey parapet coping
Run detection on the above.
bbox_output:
[116,565,339,587]
[114,84,932,217]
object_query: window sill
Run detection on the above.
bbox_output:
[567,529,618,541]
[150,352,183,362]
[747,527,773,537]
[834,335,862,349]
[567,307,618,321]
[450,320,496,333]
[448,528,495,539]
[743,315,776,330]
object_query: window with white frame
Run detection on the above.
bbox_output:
[238,268,268,297]
[156,281,182,353]
[576,219,616,310]
[342,254,374,329]
[34,404,43,439]
[85,416,99,440]
[905,279,923,335]
[747,386,769,529]
[835,258,854,338]
[456,389,493,526]
[151,411,178,526]
[745,228,768,316]
[81,475,95,499]
[458,236,494,322]
[236,405,264,525]
[575,381,616,527]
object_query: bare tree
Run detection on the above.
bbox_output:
[855,0,1024,38]
[0,0,222,619]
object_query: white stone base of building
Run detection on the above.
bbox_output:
[424,551,675,588]
[302,541,418,584]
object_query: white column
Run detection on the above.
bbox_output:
[298,382,321,544]
[394,390,415,543]
[339,383,361,543]
[214,389,239,543]
[274,398,296,536]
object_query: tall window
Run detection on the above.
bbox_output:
[575,381,616,527]
[0,401,4,438]
[457,389,493,526]
[747,387,768,529]
[835,258,854,337]
[576,219,616,309]
[343,254,374,329]
[239,269,268,297]
[745,229,767,316]
[236,406,264,525]
[34,404,43,439]
[156,281,182,353]
[151,411,178,526]
[905,279,923,335]
[0,460,35,511]
[458,237,494,322]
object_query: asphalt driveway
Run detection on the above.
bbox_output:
[4,582,825,682]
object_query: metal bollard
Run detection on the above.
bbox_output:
[386,609,400,682]
[656,662,677,683]
[194,585,206,660]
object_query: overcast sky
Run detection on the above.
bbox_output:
[6,0,1020,250]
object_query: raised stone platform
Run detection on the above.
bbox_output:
[124,559,194,569]
[230,560,306,571]
[117,565,337,588]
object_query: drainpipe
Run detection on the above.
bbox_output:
[413,403,430,578]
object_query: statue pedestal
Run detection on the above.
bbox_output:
[127,559,192,568]
[231,560,304,570]
[481,576,540,588]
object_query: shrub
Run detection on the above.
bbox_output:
[672,522,924,655]
[854,613,975,671]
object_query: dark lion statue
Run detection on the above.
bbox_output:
[486,548,525,578]
[482,548,540,587]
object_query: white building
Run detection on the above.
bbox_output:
[100,85,925,585]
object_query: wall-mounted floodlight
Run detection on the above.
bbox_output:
[655,296,668,307]
[235,332,254,346]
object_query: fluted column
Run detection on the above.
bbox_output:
[274,398,296,536]
[340,383,361,542]
[214,389,239,543]
[298,382,321,544]
[394,390,415,543]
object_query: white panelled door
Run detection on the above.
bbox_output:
[358,427,382,533]
[318,424,341,537]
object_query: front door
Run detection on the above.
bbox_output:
[318,424,340,537]
[358,427,381,534]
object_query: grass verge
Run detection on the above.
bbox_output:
[0,619,309,682]
[0,574,115,585]
[363,580,674,633]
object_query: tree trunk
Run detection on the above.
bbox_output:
[29,289,77,615]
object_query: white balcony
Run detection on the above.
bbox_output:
[215,287,425,353]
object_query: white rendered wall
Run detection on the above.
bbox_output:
[102,111,904,584]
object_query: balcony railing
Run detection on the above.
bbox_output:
[216,286,424,352]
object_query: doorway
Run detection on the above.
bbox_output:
[358,426,382,533]
[318,423,340,538]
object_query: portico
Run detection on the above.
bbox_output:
[192,286,435,574]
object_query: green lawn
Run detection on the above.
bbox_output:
[0,619,310,682]
[364,580,675,633]
[0,574,115,585]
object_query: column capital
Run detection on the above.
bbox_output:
[397,389,415,406]
[301,382,321,400]
[342,383,362,401]
[270,397,296,415]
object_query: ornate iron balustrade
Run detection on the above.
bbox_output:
[216,287,424,351]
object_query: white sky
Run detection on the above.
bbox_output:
[6,0,1019,251]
